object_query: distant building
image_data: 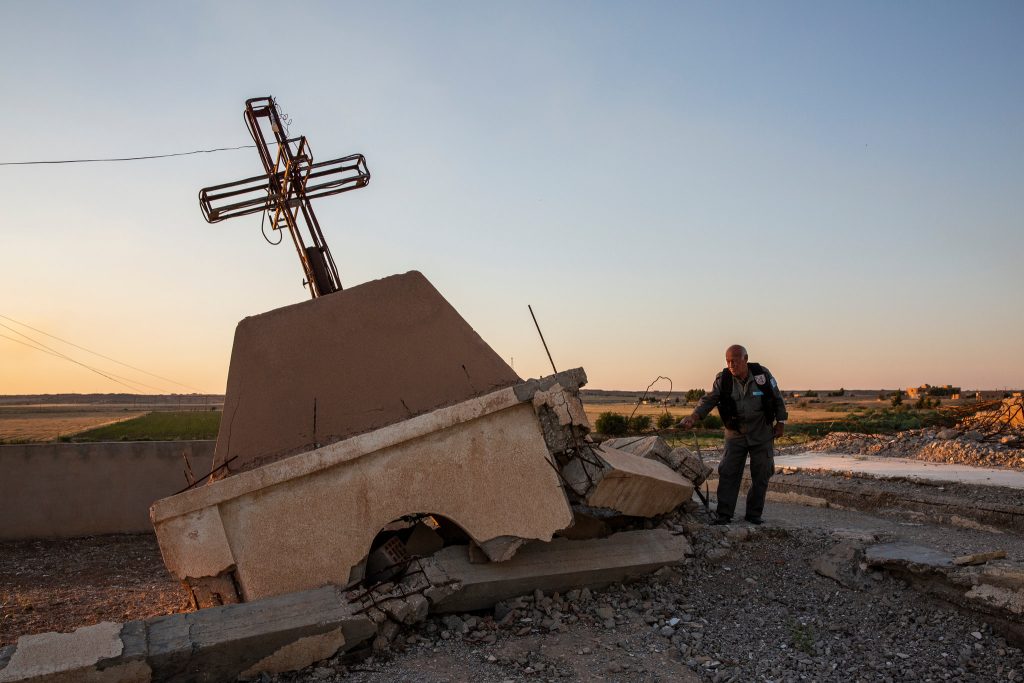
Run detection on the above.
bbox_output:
[975,390,1008,400]
[906,384,960,399]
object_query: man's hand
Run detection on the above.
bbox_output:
[773,422,785,438]
[678,415,698,429]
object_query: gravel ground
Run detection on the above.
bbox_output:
[267,497,1024,683]
[3,490,1022,681]
[0,534,190,646]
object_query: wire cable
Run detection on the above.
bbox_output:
[0,332,148,393]
[0,314,202,392]
[0,322,165,393]
[0,144,256,166]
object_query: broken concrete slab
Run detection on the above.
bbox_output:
[427,530,691,613]
[0,586,375,683]
[864,543,954,570]
[598,438,712,487]
[954,550,1008,566]
[0,621,148,683]
[812,542,872,591]
[860,542,1024,645]
[670,448,714,486]
[602,436,672,463]
[148,585,372,681]
[581,446,693,517]
[212,271,522,477]
[968,565,1024,618]
[529,377,592,457]
[153,374,578,602]
[757,470,1024,533]
[238,629,345,679]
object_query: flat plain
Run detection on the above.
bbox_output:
[0,405,146,442]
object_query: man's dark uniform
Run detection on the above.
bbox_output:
[692,364,788,522]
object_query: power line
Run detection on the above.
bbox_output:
[0,144,256,166]
[0,322,164,393]
[0,331,148,393]
[0,314,201,392]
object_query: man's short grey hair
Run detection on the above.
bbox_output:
[726,344,748,357]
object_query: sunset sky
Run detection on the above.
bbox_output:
[1,1,1021,394]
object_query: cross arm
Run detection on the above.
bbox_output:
[199,154,371,223]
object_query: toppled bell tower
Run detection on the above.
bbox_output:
[151,97,698,615]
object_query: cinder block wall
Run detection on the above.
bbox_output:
[0,441,214,540]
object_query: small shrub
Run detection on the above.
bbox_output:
[628,414,653,432]
[656,412,676,430]
[699,414,724,429]
[891,390,903,407]
[804,390,819,398]
[789,620,815,654]
[595,412,628,436]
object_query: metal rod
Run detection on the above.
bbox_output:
[528,304,557,375]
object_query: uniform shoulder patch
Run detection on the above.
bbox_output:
[754,374,766,385]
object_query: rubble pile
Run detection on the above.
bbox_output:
[807,399,1024,469]
[807,429,1024,468]
[274,520,1024,683]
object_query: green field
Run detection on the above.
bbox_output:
[597,406,959,451]
[68,411,221,441]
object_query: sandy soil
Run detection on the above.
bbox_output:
[0,534,191,646]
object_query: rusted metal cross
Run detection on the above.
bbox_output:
[199,97,370,298]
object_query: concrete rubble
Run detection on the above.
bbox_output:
[602,436,713,486]
[806,397,1024,469]
[812,538,1024,646]
[0,586,374,683]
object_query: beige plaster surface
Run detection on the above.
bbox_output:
[0,441,213,540]
[152,384,525,523]
[0,622,150,683]
[238,628,345,679]
[585,446,693,517]
[155,507,234,581]
[213,271,521,475]
[155,400,572,600]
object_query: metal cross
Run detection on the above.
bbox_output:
[199,97,370,298]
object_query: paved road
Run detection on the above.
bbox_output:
[776,452,1024,489]
[730,493,1024,561]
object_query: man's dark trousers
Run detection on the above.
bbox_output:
[715,438,774,520]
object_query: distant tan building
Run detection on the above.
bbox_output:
[906,384,960,399]
[975,390,1008,400]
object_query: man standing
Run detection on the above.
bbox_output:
[680,345,788,525]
